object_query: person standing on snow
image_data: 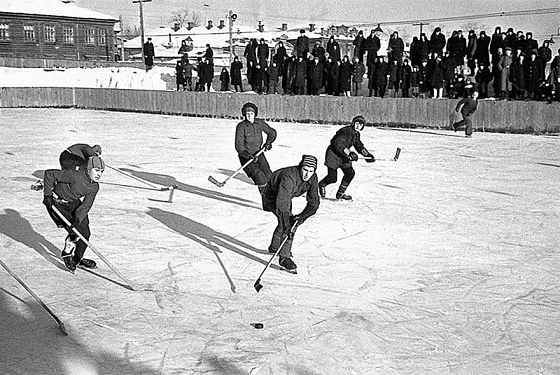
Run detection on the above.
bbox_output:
[59,143,102,171]
[261,155,320,273]
[42,156,105,272]
[235,102,277,194]
[318,115,375,201]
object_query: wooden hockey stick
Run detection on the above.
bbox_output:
[209,148,266,187]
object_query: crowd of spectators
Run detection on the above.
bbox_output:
[174,26,560,103]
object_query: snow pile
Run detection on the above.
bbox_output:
[0,66,174,90]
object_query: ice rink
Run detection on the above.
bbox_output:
[1,107,558,374]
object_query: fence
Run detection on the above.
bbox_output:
[0,87,558,134]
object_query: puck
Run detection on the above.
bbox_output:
[252,323,264,329]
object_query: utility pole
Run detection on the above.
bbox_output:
[228,10,237,65]
[119,15,125,61]
[132,0,152,64]
[412,22,429,36]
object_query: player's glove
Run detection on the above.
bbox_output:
[348,152,358,162]
[240,150,258,162]
[42,195,54,208]
[294,214,306,225]
[263,142,272,151]
[70,217,81,228]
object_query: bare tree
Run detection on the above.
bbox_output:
[459,21,490,33]
[170,8,202,28]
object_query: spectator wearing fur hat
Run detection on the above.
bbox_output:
[261,154,320,273]
[235,102,277,194]
[318,115,374,201]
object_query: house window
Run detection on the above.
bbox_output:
[24,25,35,42]
[63,27,74,43]
[85,28,95,44]
[44,25,56,43]
[99,29,107,45]
[0,24,9,41]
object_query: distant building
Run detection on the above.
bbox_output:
[0,0,118,61]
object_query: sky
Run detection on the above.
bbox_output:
[76,0,559,39]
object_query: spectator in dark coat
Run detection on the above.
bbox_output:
[203,44,214,63]
[312,41,326,61]
[431,56,445,99]
[330,58,341,96]
[275,41,287,74]
[352,57,366,96]
[504,28,517,50]
[231,56,244,92]
[441,52,456,97]
[353,30,366,62]
[143,37,155,71]
[257,38,270,67]
[524,51,544,100]
[175,61,185,91]
[326,36,341,62]
[339,55,353,96]
[400,59,412,98]
[455,30,467,66]
[308,56,324,95]
[388,31,405,64]
[367,60,377,97]
[475,63,493,99]
[546,48,560,102]
[490,27,504,57]
[523,32,538,57]
[466,30,478,75]
[295,29,310,58]
[268,60,280,94]
[374,56,389,98]
[409,36,421,67]
[219,67,230,91]
[498,47,514,100]
[244,39,258,85]
[538,40,552,73]
[429,27,446,56]
[387,59,400,97]
[418,59,430,98]
[183,59,194,91]
[417,33,430,64]
[200,58,214,92]
[491,47,503,97]
[294,56,308,95]
[364,30,381,67]
[282,55,296,95]
[475,31,491,66]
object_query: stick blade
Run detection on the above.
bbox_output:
[208,175,225,187]
[394,148,402,161]
[254,279,263,293]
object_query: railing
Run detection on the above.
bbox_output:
[0,87,558,134]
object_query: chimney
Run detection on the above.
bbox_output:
[281,23,288,31]
[187,22,194,30]
[173,22,180,32]
[258,21,264,33]
[309,23,316,32]
[206,20,213,30]
[218,20,225,29]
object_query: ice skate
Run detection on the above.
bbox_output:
[77,258,97,269]
[61,234,77,271]
[61,253,76,272]
[31,180,44,191]
[336,194,353,201]
[279,257,297,274]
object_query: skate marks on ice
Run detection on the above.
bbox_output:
[0,209,68,272]
[120,168,260,209]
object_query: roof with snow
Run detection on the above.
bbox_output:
[0,0,118,22]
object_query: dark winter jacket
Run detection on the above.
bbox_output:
[43,169,99,223]
[235,118,277,156]
[456,96,478,116]
[231,60,243,85]
[325,125,366,169]
[262,166,320,225]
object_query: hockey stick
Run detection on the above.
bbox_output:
[360,147,401,162]
[0,258,68,335]
[51,206,136,291]
[105,164,172,191]
[209,148,266,187]
[254,221,300,293]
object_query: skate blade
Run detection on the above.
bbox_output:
[281,267,298,274]
[77,264,98,270]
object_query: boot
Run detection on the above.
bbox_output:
[61,234,78,271]
[279,257,297,273]
[335,182,352,201]
[78,258,97,269]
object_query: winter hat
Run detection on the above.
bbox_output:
[93,144,102,155]
[241,102,258,117]
[87,156,105,171]
[300,155,318,170]
[351,115,366,129]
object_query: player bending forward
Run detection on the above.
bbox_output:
[261,155,320,273]
[318,115,375,200]
[235,102,277,194]
[42,156,105,271]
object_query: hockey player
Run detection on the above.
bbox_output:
[235,102,277,194]
[261,155,320,273]
[42,156,104,271]
[318,115,375,200]
[59,143,102,171]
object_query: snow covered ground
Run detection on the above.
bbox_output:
[1,107,559,374]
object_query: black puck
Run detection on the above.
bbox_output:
[253,323,264,329]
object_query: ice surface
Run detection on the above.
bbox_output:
[0,108,559,374]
